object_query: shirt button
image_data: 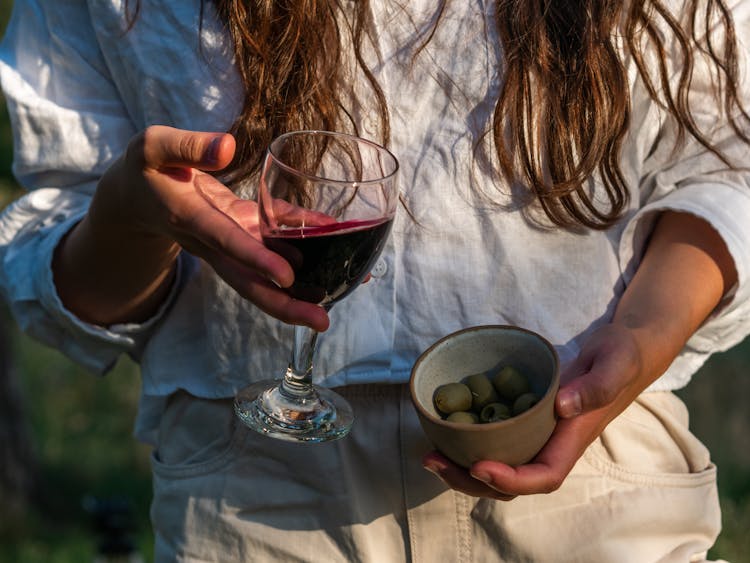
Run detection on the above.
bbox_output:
[371,259,388,278]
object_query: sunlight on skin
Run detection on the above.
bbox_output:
[422,211,736,500]
[54,127,331,332]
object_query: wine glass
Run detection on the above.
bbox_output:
[234,130,400,442]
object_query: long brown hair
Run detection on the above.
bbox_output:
[133,0,750,229]
[490,0,750,228]
[212,1,390,185]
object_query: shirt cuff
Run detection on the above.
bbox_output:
[22,213,186,373]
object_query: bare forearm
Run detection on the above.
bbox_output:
[445,211,740,498]
[48,126,329,332]
[613,210,737,381]
[53,213,180,326]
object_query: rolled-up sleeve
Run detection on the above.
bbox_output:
[0,0,176,374]
[620,170,750,347]
[618,4,750,387]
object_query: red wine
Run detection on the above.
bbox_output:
[263,218,393,306]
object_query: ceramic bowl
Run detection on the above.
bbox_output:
[409,325,560,468]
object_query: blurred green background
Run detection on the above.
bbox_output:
[0,2,748,562]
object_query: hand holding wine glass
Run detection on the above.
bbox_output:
[54,125,327,332]
[234,130,399,442]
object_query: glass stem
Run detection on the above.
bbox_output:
[281,324,320,400]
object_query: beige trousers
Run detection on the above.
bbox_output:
[150,386,722,563]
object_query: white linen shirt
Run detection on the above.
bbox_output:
[2,0,750,443]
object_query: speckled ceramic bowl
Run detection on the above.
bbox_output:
[409,325,560,468]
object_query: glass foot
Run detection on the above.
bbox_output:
[234,380,354,443]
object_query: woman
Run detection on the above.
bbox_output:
[1,0,749,561]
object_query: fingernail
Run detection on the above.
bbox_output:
[205,136,223,165]
[558,389,582,418]
[471,471,491,484]
[423,463,445,477]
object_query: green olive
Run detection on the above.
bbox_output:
[446,411,480,424]
[512,392,540,416]
[463,372,499,411]
[434,382,473,415]
[479,402,512,423]
[492,366,530,401]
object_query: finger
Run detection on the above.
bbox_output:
[183,231,328,330]
[210,256,330,332]
[248,282,330,332]
[469,413,599,496]
[555,357,588,418]
[172,193,296,289]
[556,384,584,419]
[180,230,329,331]
[556,357,630,419]
[422,452,517,501]
[192,174,262,234]
[176,221,295,289]
[555,329,639,419]
[134,125,236,172]
[469,459,565,497]
[150,171,296,290]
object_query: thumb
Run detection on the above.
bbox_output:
[137,125,236,172]
[555,353,620,419]
[555,357,587,419]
